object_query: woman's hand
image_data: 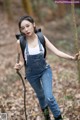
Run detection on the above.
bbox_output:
[78,51,80,60]
[14,61,24,70]
[73,52,80,61]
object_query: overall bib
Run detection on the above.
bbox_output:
[25,38,61,118]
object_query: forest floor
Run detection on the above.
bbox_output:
[0,12,80,120]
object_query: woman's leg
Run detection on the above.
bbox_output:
[41,67,61,118]
[27,76,47,109]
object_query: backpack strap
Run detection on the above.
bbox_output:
[15,29,46,60]
[36,29,46,58]
[15,34,26,66]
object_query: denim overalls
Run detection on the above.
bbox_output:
[25,38,61,118]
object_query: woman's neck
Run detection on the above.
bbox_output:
[26,33,37,43]
[26,33,38,48]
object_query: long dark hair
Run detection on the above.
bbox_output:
[18,15,37,33]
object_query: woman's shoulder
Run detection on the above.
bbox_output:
[17,40,20,44]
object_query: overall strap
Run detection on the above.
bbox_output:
[15,29,46,59]
[38,39,43,52]
[19,35,26,59]
[25,38,43,55]
[25,40,29,55]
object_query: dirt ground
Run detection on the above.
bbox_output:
[0,12,80,120]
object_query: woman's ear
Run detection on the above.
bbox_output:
[33,23,36,27]
[33,22,37,33]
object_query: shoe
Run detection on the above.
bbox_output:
[42,106,51,120]
[54,114,63,120]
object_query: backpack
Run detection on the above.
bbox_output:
[15,29,47,66]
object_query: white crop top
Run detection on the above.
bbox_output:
[24,44,44,62]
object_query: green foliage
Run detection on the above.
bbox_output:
[75,8,80,15]
[55,39,74,53]
[32,0,55,8]
[31,0,57,22]
[64,95,74,100]
[44,0,57,9]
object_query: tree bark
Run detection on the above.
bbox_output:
[21,0,34,16]
[57,4,66,18]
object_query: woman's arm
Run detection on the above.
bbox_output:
[44,36,76,60]
[14,40,24,70]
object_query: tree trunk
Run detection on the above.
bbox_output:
[71,0,80,83]
[57,4,66,18]
[21,0,34,16]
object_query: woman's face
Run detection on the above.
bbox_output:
[20,20,35,37]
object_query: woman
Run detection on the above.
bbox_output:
[14,15,78,120]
